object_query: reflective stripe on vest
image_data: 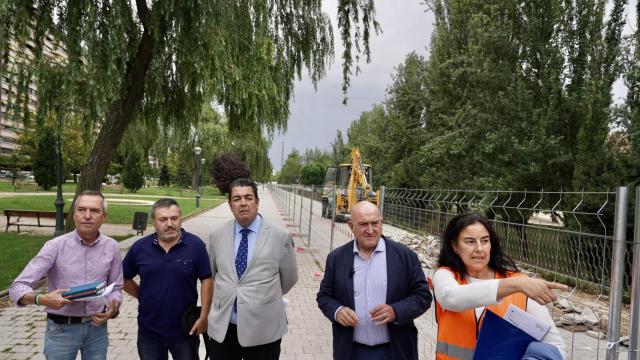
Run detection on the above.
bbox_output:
[434,267,528,360]
[436,341,474,360]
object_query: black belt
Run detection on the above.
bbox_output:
[353,342,390,349]
[47,313,89,325]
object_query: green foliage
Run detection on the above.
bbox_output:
[33,128,57,190]
[122,149,145,192]
[149,106,272,186]
[0,1,379,199]
[331,131,350,165]
[300,162,325,185]
[211,153,251,194]
[158,164,171,187]
[61,116,90,183]
[302,148,333,167]
[623,1,640,187]
[0,155,30,184]
[278,150,303,184]
[175,163,191,189]
[330,0,631,196]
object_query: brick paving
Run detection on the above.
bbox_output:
[0,188,625,359]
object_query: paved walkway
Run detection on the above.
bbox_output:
[0,188,624,359]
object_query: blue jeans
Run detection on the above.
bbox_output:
[521,342,563,360]
[43,319,108,360]
[137,330,200,360]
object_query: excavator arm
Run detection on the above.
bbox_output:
[346,148,376,213]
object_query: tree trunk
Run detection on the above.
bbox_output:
[64,27,155,232]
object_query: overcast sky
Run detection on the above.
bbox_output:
[267,1,637,172]
[268,1,435,171]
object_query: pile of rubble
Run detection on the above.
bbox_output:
[384,225,629,343]
[384,226,439,269]
[552,297,629,343]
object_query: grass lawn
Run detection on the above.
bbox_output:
[0,233,132,291]
[0,195,225,224]
[125,186,222,197]
[0,180,222,198]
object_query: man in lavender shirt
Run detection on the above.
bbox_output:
[9,190,123,360]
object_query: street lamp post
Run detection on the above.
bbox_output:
[54,102,65,237]
[194,146,202,208]
[200,158,205,197]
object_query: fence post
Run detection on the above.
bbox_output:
[379,186,386,218]
[299,185,304,230]
[629,187,640,360]
[292,185,297,224]
[330,184,336,251]
[287,185,292,216]
[308,185,314,248]
[607,186,629,360]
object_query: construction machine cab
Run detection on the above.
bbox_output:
[321,148,378,221]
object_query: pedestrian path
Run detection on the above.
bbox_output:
[0,187,436,359]
[1,187,627,360]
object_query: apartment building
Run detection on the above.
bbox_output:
[0,34,67,156]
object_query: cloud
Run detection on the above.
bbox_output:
[269,0,435,170]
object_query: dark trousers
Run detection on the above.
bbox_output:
[350,342,391,360]
[209,323,281,360]
[137,330,200,360]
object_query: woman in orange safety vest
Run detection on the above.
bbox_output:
[432,213,567,360]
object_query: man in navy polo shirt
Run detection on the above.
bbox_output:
[123,198,213,360]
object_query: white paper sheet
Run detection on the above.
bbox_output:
[504,304,551,341]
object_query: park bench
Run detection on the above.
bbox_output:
[101,184,123,194]
[13,182,42,192]
[4,209,68,233]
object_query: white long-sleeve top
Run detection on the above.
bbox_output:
[433,268,567,359]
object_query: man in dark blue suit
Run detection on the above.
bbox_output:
[317,201,431,360]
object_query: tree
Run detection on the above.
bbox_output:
[122,149,145,192]
[4,154,29,185]
[175,163,191,189]
[624,0,640,186]
[330,130,350,165]
[62,116,90,183]
[211,153,251,194]
[33,128,57,190]
[1,1,380,208]
[344,105,389,185]
[16,113,89,183]
[158,164,170,187]
[303,148,333,167]
[278,150,303,184]
[300,162,325,185]
[570,0,627,191]
[149,106,273,186]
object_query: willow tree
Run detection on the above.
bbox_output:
[0,0,379,198]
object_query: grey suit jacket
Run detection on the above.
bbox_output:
[207,217,298,346]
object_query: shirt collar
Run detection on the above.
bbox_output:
[235,214,262,234]
[152,228,186,246]
[352,236,386,254]
[73,230,102,246]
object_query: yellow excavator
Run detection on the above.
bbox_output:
[321,148,379,220]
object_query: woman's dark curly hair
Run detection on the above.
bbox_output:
[437,212,518,276]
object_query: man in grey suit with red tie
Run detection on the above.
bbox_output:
[207,178,298,359]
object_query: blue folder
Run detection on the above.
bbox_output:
[473,309,537,360]
[62,280,106,299]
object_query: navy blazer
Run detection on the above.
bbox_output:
[316,236,432,360]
